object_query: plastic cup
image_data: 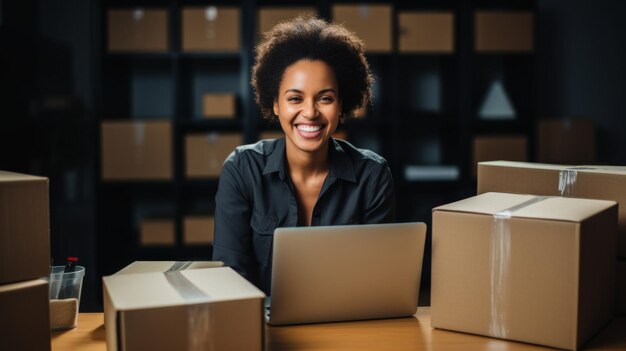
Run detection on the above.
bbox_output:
[47,266,85,330]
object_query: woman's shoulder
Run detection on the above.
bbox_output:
[332,138,388,167]
[225,137,282,166]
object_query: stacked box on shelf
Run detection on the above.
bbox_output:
[140,219,175,247]
[432,192,617,350]
[474,11,534,52]
[181,6,240,52]
[185,133,243,178]
[183,216,215,245]
[103,267,264,351]
[398,12,454,53]
[202,94,236,119]
[332,4,392,53]
[107,8,169,52]
[101,121,173,181]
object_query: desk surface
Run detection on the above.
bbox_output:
[51,308,626,351]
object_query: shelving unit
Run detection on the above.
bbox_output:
[95,0,536,305]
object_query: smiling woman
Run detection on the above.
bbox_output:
[212,16,395,295]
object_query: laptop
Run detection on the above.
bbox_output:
[265,222,427,325]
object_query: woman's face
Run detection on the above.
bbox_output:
[273,59,341,157]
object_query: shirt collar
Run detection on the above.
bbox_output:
[262,137,357,183]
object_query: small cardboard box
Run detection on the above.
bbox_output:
[101,121,172,181]
[475,11,533,52]
[332,4,392,53]
[103,267,265,351]
[398,12,454,53]
[115,261,224,275]
[184,216,215,245]
[258,7,317,39]
[107,8,169,52]
[477,161,626,258]
[0,171,50,284]
[185,133,243,178]
[432,192,618,350]
[181,6,240,52]
[0,279,50,351]
[537,119,595,164]
[618,261,626,315]
[140,219,175,246]
[202,94,236,119]
[472,135,527,176]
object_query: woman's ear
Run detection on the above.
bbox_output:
[273,100,279,116]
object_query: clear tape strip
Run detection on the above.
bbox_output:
[164,270,213,351]
[167,261,192,272]
[558,169,578,197]
[489,196,549,339]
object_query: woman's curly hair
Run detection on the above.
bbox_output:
[251,16,374,122]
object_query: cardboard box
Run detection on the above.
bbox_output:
[472,135,527,176]
[101,121,172,181]
[332,4,392,53]
[537,119,595,164]
[432,192,618,350]
[477,161,626,258]
[184,216,215,245]
[185,133,243,178]
[107,8,169,52]
[0,279,50,351]
[618,261,626,315]
[0,171,50,285]
[202,94,236,119]
[103,267,265,351]
[398,12,454,53]
[258,7,317,38]
[140,219,175,246]
[182,6,240,52]
[475,11,533,52]
[115,261,224,275]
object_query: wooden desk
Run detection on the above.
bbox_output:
[51,308,626,351]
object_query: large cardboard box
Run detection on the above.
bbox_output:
[332,4,392,53]
[258,7,317,38]
[537,119,595,164]
[618,261,626,315]
[140,219,175,246]
[115,261,224,275]
[101,121,172,181]
[398,12,454,53]
[477,161,626,258]
[202,93,236,119]
[182,7,240,52]
[432,192,618,350]
[184,216,215,245]
[107,8,169,52]
[103,267,265,351]
[472,135,527,176]
[185,132,243,178]
[475,11,533,52]
[0,171,50,284]
[0,279,51,351]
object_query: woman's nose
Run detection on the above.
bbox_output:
[301,100,318,119]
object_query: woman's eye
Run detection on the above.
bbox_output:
[287,96,302,102]
[319,96,334,103]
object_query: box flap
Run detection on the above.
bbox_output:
[479,161,626,175]
[0,171,48,183]
[434,192,616,222]
[115,261,224,275]
[104,267,264,310]
[0,279,47,294]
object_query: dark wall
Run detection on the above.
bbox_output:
[537,0,626,164]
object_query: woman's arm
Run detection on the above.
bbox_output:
[212,160,258,284]
[362,162,396,224]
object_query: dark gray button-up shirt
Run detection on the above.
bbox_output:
[212,137,395,295]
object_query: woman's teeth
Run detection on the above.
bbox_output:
[297,125,323,132]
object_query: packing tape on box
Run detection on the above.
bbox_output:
[490,195,549,339]
[164,270,215,351]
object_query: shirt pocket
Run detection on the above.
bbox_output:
[250,210,278,267]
